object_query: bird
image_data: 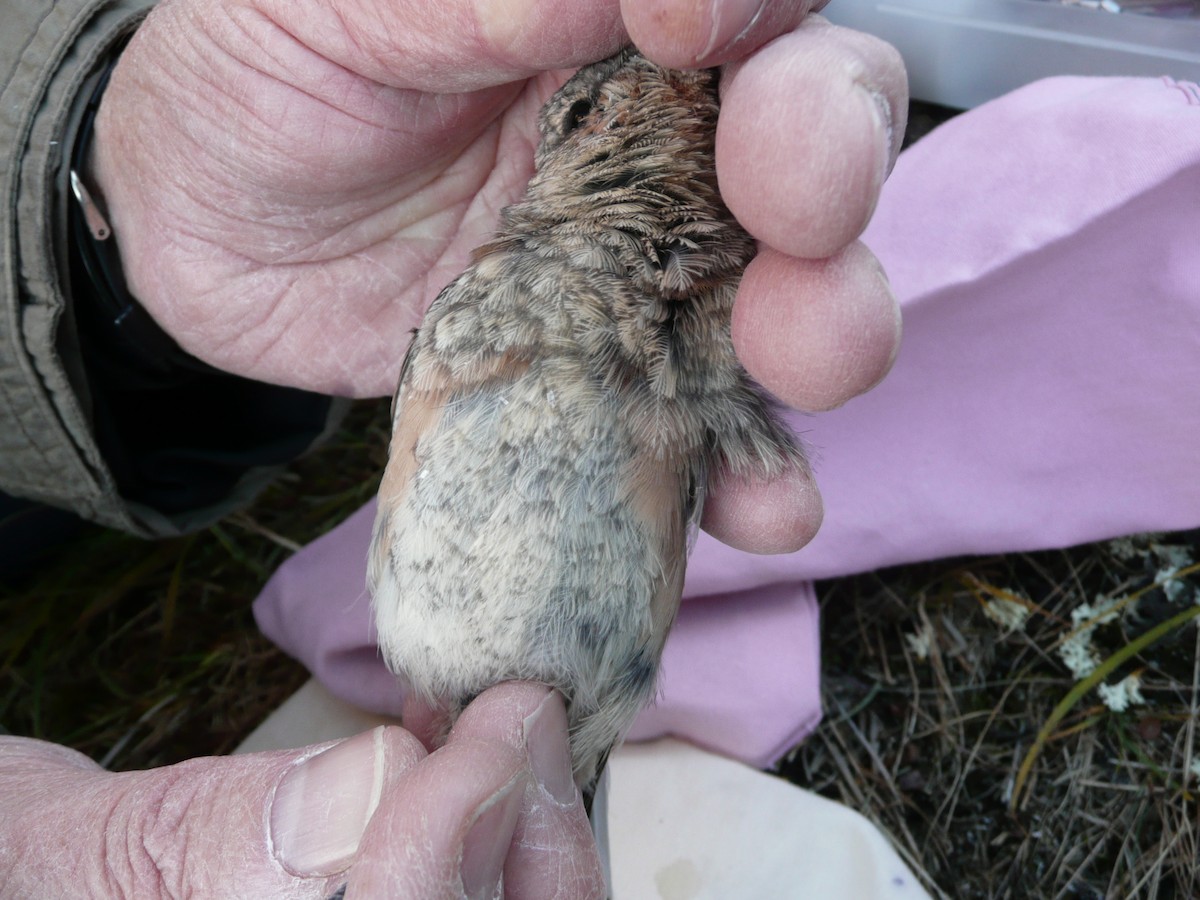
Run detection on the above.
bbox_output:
[367,46,805,809]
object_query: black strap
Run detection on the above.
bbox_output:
[69,45,212,380]
[64,46,337,518]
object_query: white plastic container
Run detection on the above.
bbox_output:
[822,0,1200,107]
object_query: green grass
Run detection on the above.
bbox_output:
[2,349,1197,896]
[781,533,1200,898]
[3,92,1191,899]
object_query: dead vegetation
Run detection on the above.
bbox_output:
[3,396,1197,899]
[7,396,1190,900]
[4,101,1196,892]
[780,534,1200,898]
[0,399,391,769]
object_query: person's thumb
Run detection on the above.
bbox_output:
[0,727,422,898]
[251,0,627,92]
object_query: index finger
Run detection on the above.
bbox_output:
[454,684,607,900]
[345,737,529,897]
[717,18,908,259]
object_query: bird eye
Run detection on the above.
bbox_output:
[563,98,593,135]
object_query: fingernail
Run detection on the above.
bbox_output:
[862,86,897,184]
[523,689,578,805]
[271,728,386,876]
[704,0,768,59]
[460,779,523,900]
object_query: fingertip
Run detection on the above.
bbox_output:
[702,461,824,554]
[622,0,814,68]
[346,737,528,898]
[474,0,626,70]
[450,685,602,896]
[451,681,558,746]
[520,689,578,808]
[716,18,908,257]
[377,724,433,776]
[620,0,709,65]
[732,244,901,412]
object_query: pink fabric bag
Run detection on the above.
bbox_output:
[255,76,1200,768]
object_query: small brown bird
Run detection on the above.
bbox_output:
[368,47,804,806]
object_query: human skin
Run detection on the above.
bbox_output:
[1,0,908,895]
[90,0,906,554]
[0,683,602,898]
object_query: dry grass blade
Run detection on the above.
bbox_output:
[3,385,1198,900]
[778,533,1200,899]
[1011,599,1200,812]
[0,399,390,769]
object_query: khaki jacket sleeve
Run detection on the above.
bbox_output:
[0,1,346,538]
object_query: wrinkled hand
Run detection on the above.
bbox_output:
[0,683,600,898]
[91,0,907,552]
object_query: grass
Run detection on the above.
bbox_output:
[4,394,1196,898]
[0,398,392,769]
[3,103,1196,897]
[779,533,1200,898]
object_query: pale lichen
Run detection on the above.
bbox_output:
[1096,674,1145,712]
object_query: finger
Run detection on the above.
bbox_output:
[622,0,822,68]
[733,242,901,412]
[471,0,628,73]
[452,684,605,900]
[389,685,602,897]
[251,0,627,91]
[345,738,529,898]
[717,17,908,258]
[701,458,824,553]
[0,729,423,897]
[401,691,451,753]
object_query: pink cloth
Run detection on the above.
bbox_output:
[254,76,1200,769]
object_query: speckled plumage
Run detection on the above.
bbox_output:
[368,48,804,800]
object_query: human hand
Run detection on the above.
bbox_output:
[0,682,601,898]
[89,0,906,553]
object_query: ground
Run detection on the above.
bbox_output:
[781,533,1200,898]
[3,104,1197,898]
[5,397,1196,898]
